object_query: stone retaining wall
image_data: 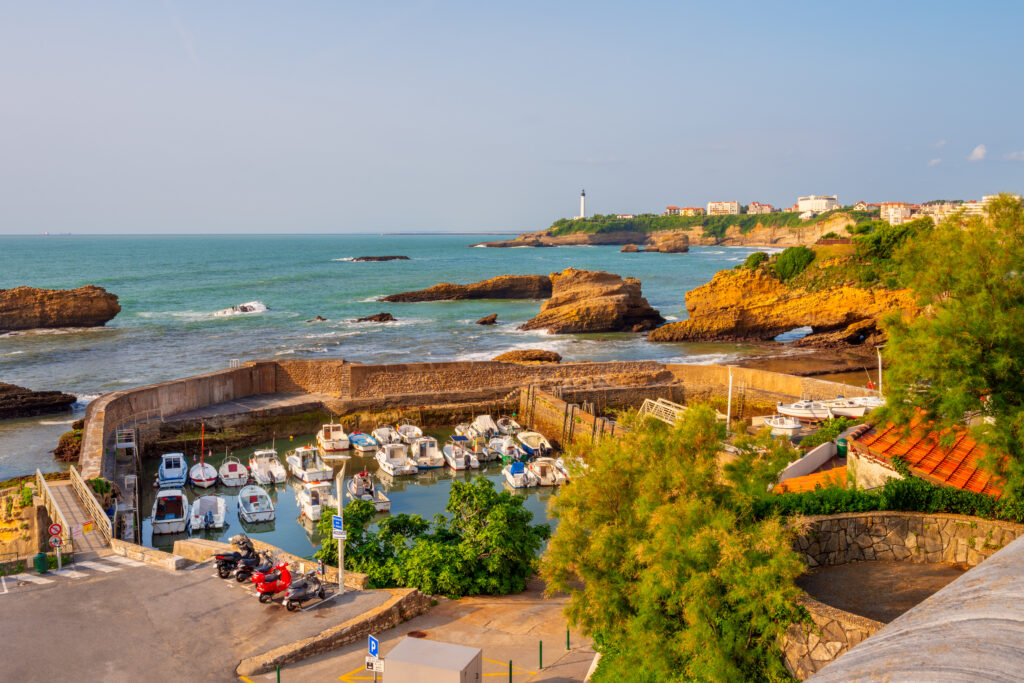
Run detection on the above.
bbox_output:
[783,595,883,680]
[110,538,187,570]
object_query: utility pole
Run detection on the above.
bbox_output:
[335,455,351,594]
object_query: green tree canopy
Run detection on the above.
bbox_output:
[773,246,815,281]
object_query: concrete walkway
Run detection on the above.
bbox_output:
[164,392,330,422]
[48,480,106,557]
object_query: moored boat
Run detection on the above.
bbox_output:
[517,431,552,458]
[347,470,391,512]
[824,398,867,418]
[371,425,403,446]
[488,435,525,464]
[502,461,538,489]
[396,421,423,444]
[157,452,188,488]
[443,435,479,470]
[765,414,802,437]
[152,489,188,534]
[189,495,228,530]
[316,423,350,454]
[296,480,335,521]
[286,445,332,483]
[249,449,287,485]
[349,431,379,453]
[409,436,444,469]
[496,415,522,436]
[219,456,249,487]
[237,484,276,523]
[776,400,832,421]
[375,443,418,476]
[850,395,886,409]
[190,458,218,488]
[468,415,499,440]
[528,457,565,486]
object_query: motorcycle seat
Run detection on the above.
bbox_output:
[290,579,307,590]
[264,571,281,583]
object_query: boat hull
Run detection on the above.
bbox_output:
[152,519,187,534]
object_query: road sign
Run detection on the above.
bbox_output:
[48,523,62,537]
[82,520,94,533]
[49,535,63,548]
[368,635,379,657]
[365,656,384,673]
[332,514,345,540]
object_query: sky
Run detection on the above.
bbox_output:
[1,1,1023,234]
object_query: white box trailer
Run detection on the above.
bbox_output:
[383,637,482,683]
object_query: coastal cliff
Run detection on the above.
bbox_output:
[0,285,121,332]
[520,268,664,333]
[0,382,76,419]
[380,274,552,302]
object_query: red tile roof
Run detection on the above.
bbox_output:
[850,414,1004,497]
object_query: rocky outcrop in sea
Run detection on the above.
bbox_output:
[380,274,552,302]
[520,268,664,334]
[493,349,562,363]
[0,285,120,332]
[0,382,76,419]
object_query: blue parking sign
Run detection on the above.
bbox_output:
[369,635,379,657]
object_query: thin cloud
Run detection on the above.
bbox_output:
[928,158,942,167]
[967,144,987,162]
[933,140,947,149]
[164,0,200,65]
[1005,151,1024,161]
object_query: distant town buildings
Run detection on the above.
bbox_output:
[681,207,705,216]
[615,214,636,219]
[797,195,839,214]
[664,206,681,216]
[852,201,877,211]
[747,201,774,215]
[707,201,740,216]
[879,202,913,225]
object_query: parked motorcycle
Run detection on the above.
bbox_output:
[214,534,256,579]
[254,559,292,604]
[234,549,273,583]
[284,569,326,611]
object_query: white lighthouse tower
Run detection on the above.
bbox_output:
[578,189,586,219]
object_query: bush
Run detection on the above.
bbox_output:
[18,486,32,508]
[743,251,769,270]
[773,246,815,281]
[799,417,859,450]
[855,218,930,261]
[820,231,841,240]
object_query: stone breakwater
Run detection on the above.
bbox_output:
[0,285,120,332]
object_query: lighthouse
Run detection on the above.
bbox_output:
[578,189,586,219]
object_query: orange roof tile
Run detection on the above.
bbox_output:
[774,467,847,494]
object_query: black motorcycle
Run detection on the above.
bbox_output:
[234,549,273,583]
[214,534,256,579]
[285,569,327,611]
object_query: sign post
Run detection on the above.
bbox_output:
[334,454,351,594]
[366,636,383,681]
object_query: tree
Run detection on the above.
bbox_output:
[881,194,1024,498]
[541,407,806,682]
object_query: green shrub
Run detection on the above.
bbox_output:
[799,417,859,450]
[855,218,930,261]
[18,486,32,508]
[820,231,841,240]
[773,246,815,281]
[743,251,769,269]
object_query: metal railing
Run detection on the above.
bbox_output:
[35,469,74,556]
[69,465,112,546]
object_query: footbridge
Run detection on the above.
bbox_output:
[35,466,111,559]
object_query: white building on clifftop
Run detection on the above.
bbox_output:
[797,195,839,214]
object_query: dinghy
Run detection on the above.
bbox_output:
[396,421,423,444]
[190,458,218,488]
[776,400,832,421]
[503,461,538,489]
[286,445,332,483]
[219,456,249,487]
[152,489,188,534]
[517,431,552,458]
[189,495,227,530]
[496,415,522,435]
[409,436,444,470]
[349,431,379,453]
[316,423,350,454]
[375,443,418,476]
[249,449,287,485]
[765,415,802,437]
[237,485,275,523]
[443,436,479,470]
[371,425,403,446]
[347,470,391,512]
[296,481,335,521]
[528,457,565,486]
[157,452,188,488]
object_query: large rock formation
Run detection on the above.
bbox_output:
[520,268,664,333]
[0,286,120,332]
[642,231,690,253]
[647,268,916,343]
[0,382,76,419]
[471,230,647,248]
[492,349,562,364]
[380,275,552,302]
[352,255,409,262]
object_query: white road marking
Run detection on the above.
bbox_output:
[53,569,87,579]
[104,556,145,566]
[76,561,121,573]
[8,573,55,585]
[1,575,7,595]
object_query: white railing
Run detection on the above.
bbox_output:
[35,470,74,554]
[69,465,112,545]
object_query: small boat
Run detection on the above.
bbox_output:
[528,457,565,486]
[190,458,217,488]
[517,431,552,458]
[409,436,445,469]
[189,495,227,530]
[218,456,249,487]
[349,432,380,453]
[249,449,287,485]
[347,470,391,512]
[376,443,418,476]
[453,422,473,438]
[152,489,188,534]
[488,435,525,464]
[286,445,333,483]
[496,415,522,435]
[396,420,423,444]
[296,481,335,521]
[823,398,868,418]
[765,415,802,437]
[157,452,188,488]
[316,423,350,454]
[443,436,479,470]
[372,425,403,446]
[237,484,276,523]
[554,458,571,483]
[468,415,499,440]
[851,396,886,409]
[503,461,538,489]
[776,400,832,421]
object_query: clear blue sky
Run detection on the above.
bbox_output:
[2,1,1022,234]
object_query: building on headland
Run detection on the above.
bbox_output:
[707,201,740,216]
[747,201,774,215]
[852,201,878,211]
[879,202,913,225]
[664,206,681,216]
[680,206,705,216]
[797,195,839,214]
[615,214,635,219]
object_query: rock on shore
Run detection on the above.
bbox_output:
[642,231,690,253]
[0,285,120,332]
[0,382,76,419]
[647,268,916,343]
[380,275,552,302]
[493,349,562,364]
[352,255,410,262]
[475,314,498,325]
[354,312,396,323]
[471,230,647,248]
[520,268,664,334]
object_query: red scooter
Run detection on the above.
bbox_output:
[253,559,292,604]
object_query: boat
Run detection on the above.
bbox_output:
[347,470,391,512]
[189,495,227,530]
[453,422,473,438]
[372,425,403,446]
[823,398,868,418]
[156,452,188,488]
[851,396,886,409]
[554,457,572,483]
[502,461,538,489]
[528,457,565,486]
[776,400,833,421]
[443,436,479,470]
[396,420,423,444]
[316,423,350,454]
[765,415,802,437]
[286,445,333,483]
[488,436,525,464]
[468,415,499,440]
[409,436,445,469]
[249,449,287,485]
[517,431,552,458]
[190,458,217,488]
[349,431,380,453]
[151,489,188,534]
[296,481,335,521]
[375,443,418,476]
[237,485,276,523]
[496,415,522,435]
[218,456,249,487]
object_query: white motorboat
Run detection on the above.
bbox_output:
[151,489,188,534]
[528,457,565,486]
[316,423,350,454]
[502,461,538,489]
[218,456,249,487]
[189,495,227,530]
[157,452,188,488]
[468,415,499,440]
[496,415,522,435]
[488,436,525,463]
[347,470,391,512]
[297,481,335,521]
[453,422,473,438]
[765,415,802,437]
[371,425,403,446]
[237,485,276,523]
[396,421,423,444]
[517,431,552,458]
[824,398,868,418]
[349,432,379,452]
[375,443,418,476]
[776,400,833,421]
[554,458,571,483]
[286,445,333,483]
[249,449,287,485]
[851,396,886,409]
[409,436,445,469]
[443,436,479,470]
